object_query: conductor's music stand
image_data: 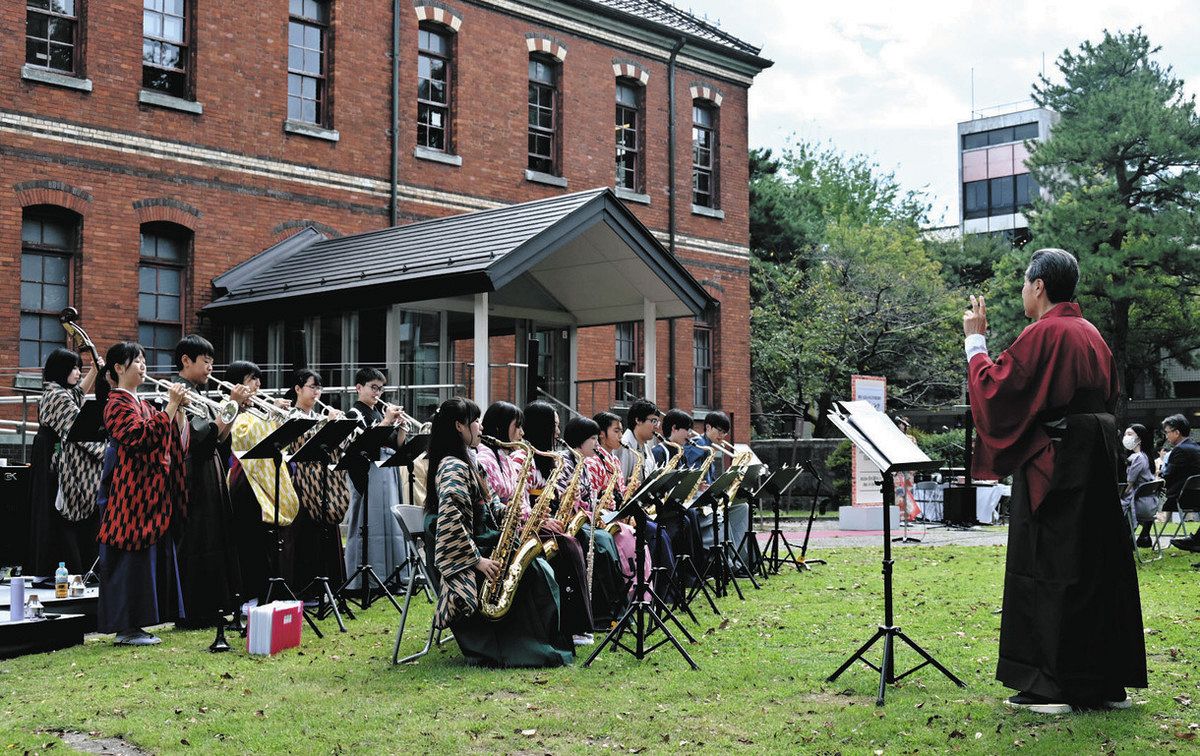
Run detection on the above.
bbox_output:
[237,416,322,637]
[378,432,430,591]
[584,483,699,670]
[67,399,105,586]
[826,401,965,706]
[756,466,807,574]
[332,426,405,614]
[288,417,359,632]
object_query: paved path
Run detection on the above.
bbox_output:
[752,517,1009,549]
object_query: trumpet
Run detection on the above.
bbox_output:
[374,396,425,434]
[145,375,240,424]
[209,376,292,421]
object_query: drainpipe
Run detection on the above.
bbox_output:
[390,0,401,226]
[666,37,685,410]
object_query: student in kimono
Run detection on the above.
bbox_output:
[965,248,1146,713]
[425,397,572,667]
[95,342,187,645]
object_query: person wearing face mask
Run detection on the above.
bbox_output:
[1121,425,1159,547]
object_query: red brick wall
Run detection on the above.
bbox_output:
[0,0,757,428]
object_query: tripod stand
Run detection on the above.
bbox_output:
[237,416,324,638]
[795,459,828,571]
[585,489,698,669]
[381,434,429,592]
[734,464,769,582]
[758,466,807,574]
[332,426,404,615]
[826,401,964,706]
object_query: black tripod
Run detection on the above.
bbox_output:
[827,466,965,705]
[795,460,828,571]
[333,426,404,614]
[585,493,698,669]
[758,467,807,574]
[734,464,770,582]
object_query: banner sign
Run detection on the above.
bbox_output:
[850,374,887,506]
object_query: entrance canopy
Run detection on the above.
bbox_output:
[205,188,715,325]
[204,187,718,407]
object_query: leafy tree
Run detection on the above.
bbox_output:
[1026,28,1200,410]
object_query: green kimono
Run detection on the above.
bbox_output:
[428,455,573,668]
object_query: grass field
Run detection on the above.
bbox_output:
[1,540,1198,754]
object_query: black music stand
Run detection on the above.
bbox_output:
[756,466,807,574]
[826,401,964,705]
[584,483,698,670]
[288,418,359,632]
[695,467,752,599]
[733,463,770,581]
[657,470,720,618]
[378,433,430,592]
[67,400,106,585]
[333,426,405,614]
[237,416,323,637]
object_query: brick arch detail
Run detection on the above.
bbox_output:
[13,180,92,214]
[525,33,567,61]
[272,219,343,240]
[132,197,202,229]
[413,0,462,31]
[689,82,724,107]
[612,58,650,85]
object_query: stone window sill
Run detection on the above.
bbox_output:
[525,169,567,188]
[414,146,462,166]
[284,120,340,142]
[21,64,92,92]
[691,204,725,220]
[139,89,203,114]
[615,187,650,205]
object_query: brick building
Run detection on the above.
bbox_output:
[2,0,770,432]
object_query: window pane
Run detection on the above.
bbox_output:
[1014,122,1039,140]
[139,293,156,319]
[44,283,67,310]
[139,266,156,292]
[990,176,1014,211]
[962,132,988,150]
[40,220,69,249]
[43,254,68,282]
[302,99,316,123]
[304,24,320,49]
[157,294,180,321]
[48,17,72,43]
[988,127,1015,146]
[29,0,51,10]
[288,95,302,121]
[158,267,181,294]
[303,49,321,74]
[964,180,988,217]
[302,76,316,99]
[21,282,42,310]
[143,10,161,37]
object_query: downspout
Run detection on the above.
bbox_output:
[666,36,685,410]
[390,0,401,226]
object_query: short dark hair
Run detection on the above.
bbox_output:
[226,360,261,386]
[626,398,660,429]
[42,347,82,388]
[482,401,523,443]
[1025,248,1079,303]
[593,411,621,434]
[354,367,386,386]
[1163,413,1191,437]
[293,368,322,390]
[174,334,215,369]
[661,408,692,435]
[563,416,600,449]
[703,411,730,433]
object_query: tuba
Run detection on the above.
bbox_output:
[477,435,536,620]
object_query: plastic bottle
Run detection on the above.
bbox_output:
[55,562,68,599]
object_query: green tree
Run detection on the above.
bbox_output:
[1026,28,1200,409]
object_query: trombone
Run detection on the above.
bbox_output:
[209,376,292,421]
[144,375,240,424]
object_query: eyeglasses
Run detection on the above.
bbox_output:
[366,383,384,392]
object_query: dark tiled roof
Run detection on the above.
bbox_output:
[585,0,762,56]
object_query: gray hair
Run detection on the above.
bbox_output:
[1025,248,1079,303]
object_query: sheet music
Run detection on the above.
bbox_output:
[830,401,931,471]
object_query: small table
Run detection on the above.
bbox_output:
[0,613,87,659]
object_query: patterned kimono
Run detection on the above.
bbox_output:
[585,448,651,590]
[555,451,626,625]
[96,389,186,632]
[428,455,572,668]
[28,382,103,574]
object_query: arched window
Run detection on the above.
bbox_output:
[139,222,190,373]
[417,22,453,152]
[615,79,644,193]
[692,101,718,209]
[20,206,79,368]
[528,54,559,175]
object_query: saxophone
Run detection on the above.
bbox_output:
[478,435,536,620]
[645,432,684,518]
[624,445,646,498]
[599,452,626,535]
[527,449,568,558]
[682,433,716,505]
[557,445,589,537]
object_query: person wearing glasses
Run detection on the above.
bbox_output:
[1161,414,1200,553]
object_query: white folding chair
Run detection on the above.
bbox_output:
[1153,474,1200,550]
[912,481,941,526]
[391,503,453,664]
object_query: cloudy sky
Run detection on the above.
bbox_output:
[681,0,1200,225]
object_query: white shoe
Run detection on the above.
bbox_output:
[1102,696,1132,710]
[572,633,595,646]
[114,629,161,646]
[1004,694,1071,714]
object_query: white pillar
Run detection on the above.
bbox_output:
[474,293,489,407]
[568,325,579,411]
[642,298,657,404]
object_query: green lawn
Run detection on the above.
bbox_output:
[2,540,1198,754]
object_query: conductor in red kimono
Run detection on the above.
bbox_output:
[963,248,1146,714]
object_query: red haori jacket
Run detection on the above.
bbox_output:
[99,389,187,550]
[968,302,1119,512]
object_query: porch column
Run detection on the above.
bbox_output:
[474,293,489,407]
[568,325,579,411]
[643,298,656,403]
